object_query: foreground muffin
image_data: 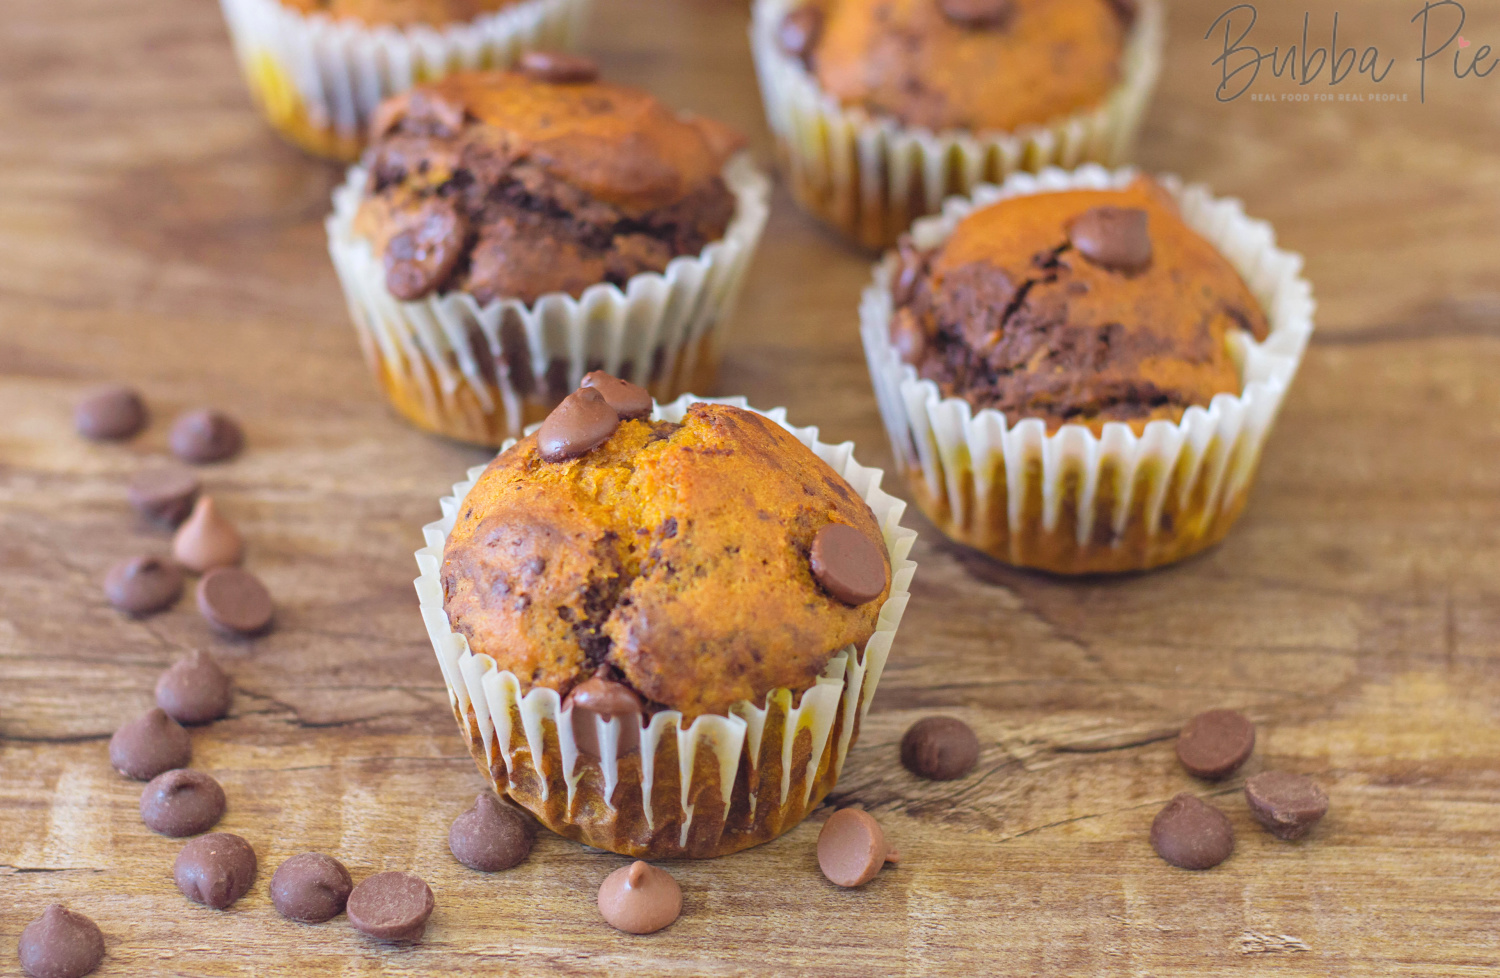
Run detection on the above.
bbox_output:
[218,0,588,160]
[751,0,1163,249]
[416,380,918,858]
[861,167,1314,573]
[327,64,770,446]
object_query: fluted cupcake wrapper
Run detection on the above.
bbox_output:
[749,0,1164,250]
[218,0,590,160]
[325,154,772,447]
[861,165,1315,574]
[415,394,919,858]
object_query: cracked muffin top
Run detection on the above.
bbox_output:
[441,390,891,720]
[353,61,745,305]
[776,0,1133,133]
[278,0,522,28]
[888,175,1270,432]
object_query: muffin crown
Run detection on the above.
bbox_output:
[278,0,524,30]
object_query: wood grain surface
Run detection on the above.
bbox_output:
[4,0,1500,974]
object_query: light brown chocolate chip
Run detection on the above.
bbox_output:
[18,905,106,978]
[384,197,468,302]
[1176,708,1255,780]
[174,833,257,909]
[449,794,533,872]
[196,567,273,636]
[140,769,226,837]
[109,707,192,780]
[598,861,682,934]
[1068,206,1153,275]
[104,555,183,616]
[1245,771,1328,840]
[127,467,200,527]
[939,0,1012,29]
[346,871,434,943]
[564,672,645,757]
[169,409,244,464]
[270,853,354,924]
[536,387,620,462]
[75,385,147,441]
[900,716,980,780]
[817,808,898,887]
[809,523,887,606]
[1150,793,1234,870]
[580,371,652,420]
[777,6,824,61]
[518,50,600,84]
[155,650,233,725]
[172,497,244,573]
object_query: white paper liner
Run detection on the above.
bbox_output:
[218,0,590,158]
[749,0,1164,249]
[326,153,772,446]
[861,164,1315,573]
[415,394,919,856]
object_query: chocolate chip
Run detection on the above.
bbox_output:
[580,371,652,420]
[517,50,600,84]
[196,567,273,636]
[597,861,682,935]
[449,794,533,872]
[405,89,467,134]
[939,0,1012,28]
[384,197,468,301]
[1108,0,1138,24]
[536,387,620,462]
[368,92,410,140]
[127,467,200,527]
[270,853,354,923]
[346,871,434,943]
[18,905,105,978]
[155,651,232,725]
[140,769,226,837]
[169,409,244,464]
[1068,206,1153,275]
[900,716,980,780]
[109,707,192,780]
[74,385,147,441]
[174,833,257,909]
[564,673,645,757]
[103,555,183,616]
[1150,793,1234,870]
[172,497,244,573]
[1176,708,1255,780]
[817,808,898,887]
[777,6,823,61]
[1245,771,1328,840]
[809,523,887,606]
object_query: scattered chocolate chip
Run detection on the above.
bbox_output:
[1176,708,1255,780]
[171,497,244,573]
[196,567,273,636]
[346,871,434,943]
[900,717,980,780]
[174,833,257,909]
[939,0,1011,28]
[1068,206,1153,275]
[777,6,823,61]
[536,387,620,462]
[169,410,243,464]
[127,467,200,527]
[449,794,533,872]
[518,50,600,84]
[18,905,105,978]
[103,555,183,616]
[817,808,899,887]
[1150,793,1234,870]
[140,769,226,837]
[74,385,147,441]
[270,853,354,924]
[384,197,468,301]
[580,371,652,420]
[597,861,682,935]
[109,707,191,780]
[1245,771,1328,841]
[809,523,887,606]
[155,651,232,725]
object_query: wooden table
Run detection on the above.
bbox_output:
[4,0,1500,973]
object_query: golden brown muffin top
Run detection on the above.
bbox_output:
[441,401,891,719]
[890,176,1271,432]
[278,0,522,28]
[788,0,1130,133]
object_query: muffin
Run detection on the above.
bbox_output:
[750,0,1163,249]
[217,0,589,160]
[861,166,1314,573]
[327,63,771,446]
[416,379,918,858]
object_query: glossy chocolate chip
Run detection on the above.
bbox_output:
[1068,206,1153,275]
[598,861,682,935]
[777,6,823,60]
[196,567,273,636]
[169,409,244,464]
[564,674,645,757]
[449,794,533,872]
[75,385,146,441]
[1150,793,1234,870]
[18,905,105,978]
[384,197,467,301]
[109,707,192,780]
[536,387,619,462]
[103,555,183,616]
[270,853,354,924]
[172,497,244,573]
[580,371,652,420]
[809,523,887,605]
[1245,771,1329,840]
[939,0,1012,28]
[140,769,226,837]
[127,467,200,527]
[900,717,980,780]
[517,50,600,84]
[174,833,257,909]
[346,872,434,943]
[1176,709,1255,780]
[817,809,898,887]
[155,651,232,725]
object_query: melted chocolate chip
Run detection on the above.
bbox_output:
[777,6,824,61]
[518,50,600,84]
[536,387,620,462]
[580,371,652,420]
[809,523,887,606]
[1068,206,1153,275]
[564,674,645,758]
[384,197,468,301]
[939,0,1012,29]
